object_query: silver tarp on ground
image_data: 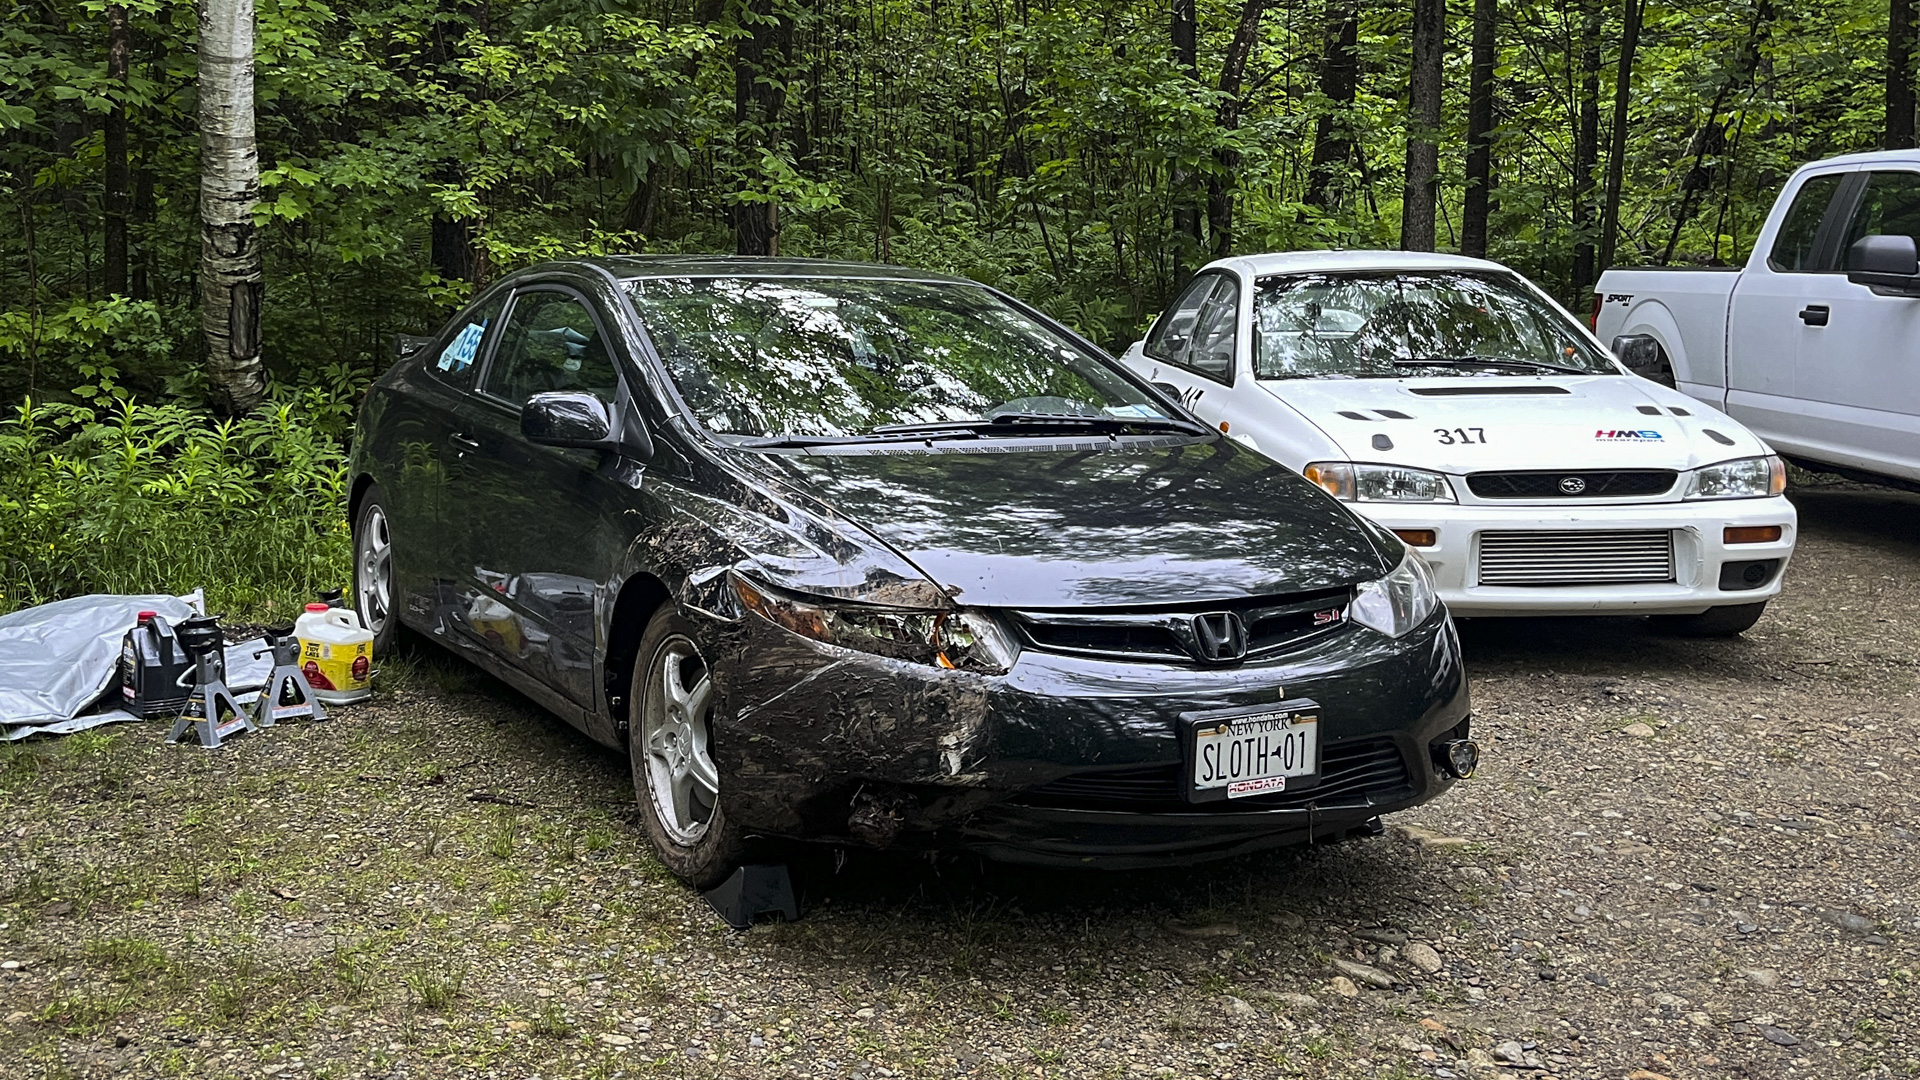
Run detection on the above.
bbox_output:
[0,592,277,739]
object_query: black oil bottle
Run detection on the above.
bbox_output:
[122,611,193,718]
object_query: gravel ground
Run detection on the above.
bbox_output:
[1,482,1915,1080]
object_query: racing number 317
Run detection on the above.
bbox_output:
[1434,427,1486,445]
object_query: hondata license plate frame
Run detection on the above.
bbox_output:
[1180,699,1322,804]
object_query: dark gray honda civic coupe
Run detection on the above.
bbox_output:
[349,256,1474,887]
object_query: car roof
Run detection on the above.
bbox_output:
[1794,148,1920,171]
[563,255,976,285]
[1202,249,1517,278]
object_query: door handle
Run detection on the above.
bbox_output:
[1799,305,1830,326]
[449,433,481,454]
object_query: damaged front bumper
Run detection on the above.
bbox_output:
[705,601,1470,868]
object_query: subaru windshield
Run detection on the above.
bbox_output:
[626,276,1189,441]
[1252,271,1619,380]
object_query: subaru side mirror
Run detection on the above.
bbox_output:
[1610,334,1661,373]
[1846,234,1920,296]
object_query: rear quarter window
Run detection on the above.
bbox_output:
[429,294,506,388]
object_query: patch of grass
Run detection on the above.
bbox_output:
[531,1000,573,1038]
[406,962,467,1012]
[36,987,138,1035]
[83,936,170,980]
[486,810,519,860]
[208,956,260,1023]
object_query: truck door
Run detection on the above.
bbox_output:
[1724,171,1851,446]
[1792,169,1920,479]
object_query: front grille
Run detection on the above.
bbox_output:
[1477,530,1674,585]
[1015,738,1411,813]
[1466,469,1677,499]
[1013,587,1352,664]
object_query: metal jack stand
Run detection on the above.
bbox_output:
[702,864,800,929]
[253,630,326,726]
[167,615,259,749]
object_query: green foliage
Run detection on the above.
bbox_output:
[0,394,349,619]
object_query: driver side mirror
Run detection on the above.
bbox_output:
[522,391,618,451]
[1846,234,1920,296]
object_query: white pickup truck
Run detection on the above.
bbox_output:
[1595,149,1920,486]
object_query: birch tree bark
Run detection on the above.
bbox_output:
[198,0,266,414]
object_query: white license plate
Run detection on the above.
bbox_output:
[1191,707,1319,798]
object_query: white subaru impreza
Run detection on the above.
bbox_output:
[1120,251,1797,635]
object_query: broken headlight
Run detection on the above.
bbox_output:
[731,574,1018,673]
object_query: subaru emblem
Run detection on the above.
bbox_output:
[1189,612,1248,663]
[1558,475,1588,495]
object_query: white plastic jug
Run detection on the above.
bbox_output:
[293,603,374,703]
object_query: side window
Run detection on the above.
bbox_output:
[1144,274,1238,383]
[1768,174,1845,272]
[433,294,505,385]
[1144,275,1214,362]
[1841,170,1920,267]
[482,291,621,407]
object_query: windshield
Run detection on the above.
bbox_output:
[1251,271,1618,379]
[626,277,1176,439]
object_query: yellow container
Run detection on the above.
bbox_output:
[293,603,374,703]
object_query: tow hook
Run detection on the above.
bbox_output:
[1433,738,1480,780]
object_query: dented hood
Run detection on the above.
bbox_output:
[1264,375,1773,471]
[747,438,1393,608]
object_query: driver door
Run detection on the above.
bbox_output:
[447,285,630,707]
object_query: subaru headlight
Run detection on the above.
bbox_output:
[1348,550,1441,639]
[1685,455,1786,500]
[1304,462,1456,503]
[731,574,1018,673]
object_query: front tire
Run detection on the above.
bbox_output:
[1651,601,1767,637]
[352,484,400,656]
[629,609,744,889]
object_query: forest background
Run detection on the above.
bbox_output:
[0,0,1912,617]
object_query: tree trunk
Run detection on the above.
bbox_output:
[1205,0,1268,257]
[1169,0,1201,271]
[1598,0,1643,270]
[733,0,792,256]
[198,0,266,415]
[1571,0,1602,295]
[1460,0,1496,257]
[1401,0,1443,251]
[1890,0,1916,148]
[1305,0,1359,211]
[104,4,130,297]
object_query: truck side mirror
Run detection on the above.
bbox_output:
[1846,234,1920,296]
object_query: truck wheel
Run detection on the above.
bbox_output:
[1650,602,1767,637]
[629,608,747,889]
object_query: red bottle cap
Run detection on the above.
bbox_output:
[136,611,156,621]
[305,603,330,612]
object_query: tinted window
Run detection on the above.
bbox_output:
[627,277,1171,438]
[1145,274,1238,381]
[432,293,505,386]
[1841,171,1920,268]
[1251,272,1617,379]
[482,292,620,407]
[1769,174,1845,272]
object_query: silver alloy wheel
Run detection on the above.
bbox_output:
[356,504,393,636]
[641,636,719,845]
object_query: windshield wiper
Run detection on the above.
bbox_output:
[728,432,962,448]
[1392,356,1592,376]
[869,412,1208,438]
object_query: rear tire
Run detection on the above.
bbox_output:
[1650,601,1767,637]
[352,484,401,657]
[629,608,745,889]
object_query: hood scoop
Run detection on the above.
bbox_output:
[1408,385,1573,397]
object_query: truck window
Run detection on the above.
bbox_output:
[1768,174,1844,272]
[1840,171,1920,267]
